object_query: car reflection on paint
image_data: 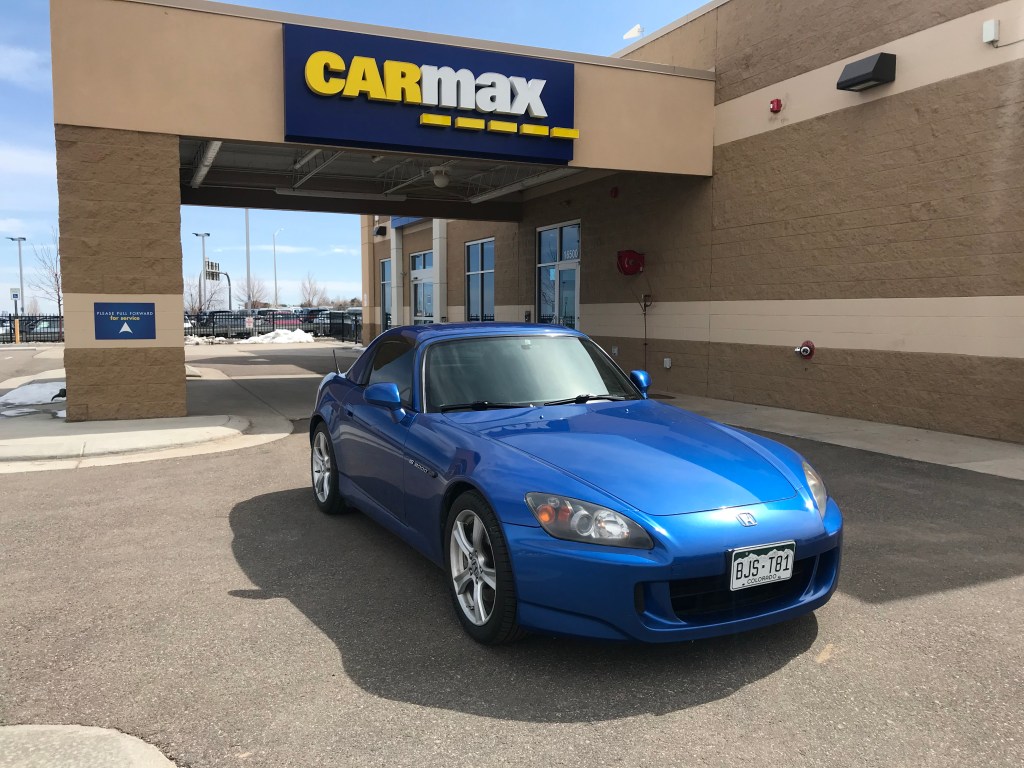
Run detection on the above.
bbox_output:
[308,323,843,644]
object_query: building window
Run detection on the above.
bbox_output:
[410,250,434,324]
[466,239,494,322]
[380,259,392,330]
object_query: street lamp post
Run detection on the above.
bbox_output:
[244,209,251,311]
[5,236,26,315]
[272,228,284,308]
[193,232,210,311]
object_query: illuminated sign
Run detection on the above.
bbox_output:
[284,26,576,164]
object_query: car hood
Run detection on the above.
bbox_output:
[448,401,797,516]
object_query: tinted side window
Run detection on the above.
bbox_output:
[367,339,417,408]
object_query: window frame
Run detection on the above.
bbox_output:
[465,237,495,322]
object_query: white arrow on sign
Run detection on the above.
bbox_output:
[119,322,133,334]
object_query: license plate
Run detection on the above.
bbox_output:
[730,541,796,591]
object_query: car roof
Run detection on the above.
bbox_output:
[381,322,585,346]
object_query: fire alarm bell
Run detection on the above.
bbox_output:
[794,340,815,359]
[769,98,783,113]
[616,250,645,276]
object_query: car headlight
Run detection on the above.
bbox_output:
[802,461,828,518]
[525,493,653,549]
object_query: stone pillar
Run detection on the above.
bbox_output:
[432,219,448,323]
[55,125,186,421]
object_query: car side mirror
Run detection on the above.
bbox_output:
[365,382,404,411]
[630,370,651,399]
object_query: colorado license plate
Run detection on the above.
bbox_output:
[730,541,796,591]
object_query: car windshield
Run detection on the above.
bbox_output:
[424,334,639,412]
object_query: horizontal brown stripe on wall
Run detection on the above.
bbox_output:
[592,335,1024,443]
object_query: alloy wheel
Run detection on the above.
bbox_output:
[449,509,498,626]
[311,431,332,503]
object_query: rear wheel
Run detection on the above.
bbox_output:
[310,423,346,515]
[444,491,525,644]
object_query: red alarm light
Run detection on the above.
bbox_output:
[616,250,645,276]
[769,98,783,113]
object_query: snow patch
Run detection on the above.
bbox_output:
[0,380,66,406]
[2,408,37,417]
[55,409,66,418]
[238,328,316,344]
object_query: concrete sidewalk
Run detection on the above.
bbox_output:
[0,725,176,768]
[662,392,1024,481]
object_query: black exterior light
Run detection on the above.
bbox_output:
[373,225,387,237]
[837,52,896,92]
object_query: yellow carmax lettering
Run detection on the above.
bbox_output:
[383,60,422,104]
[343,56,387,100]
[305,51,346,96]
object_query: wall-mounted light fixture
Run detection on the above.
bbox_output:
[837,52,896,92]
[373,225,387,237]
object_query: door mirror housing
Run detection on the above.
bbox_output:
[365,382,403,411]
[630,370,651,399]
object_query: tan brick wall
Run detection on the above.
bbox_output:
[624,0,994,104]
[56,125,185,421]
[711,58,1024,301]
[64,347,186,421]
[705,343,1024,443]
[446,220,519,318]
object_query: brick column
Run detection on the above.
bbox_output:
[55,125,186,421]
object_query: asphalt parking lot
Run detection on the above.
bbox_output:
[1,355,1022,767]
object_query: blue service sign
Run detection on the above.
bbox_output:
[94,302,156,340]
[283,25,576,164]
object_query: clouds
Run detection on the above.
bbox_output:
[0,45,51,92]
[0,218,28,236]
[211,243,360,258]
[0,143,56,176]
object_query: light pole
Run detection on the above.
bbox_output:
[193,232,210,312]
[5,236,25,315]
[244,209,252,311]
[272,227,283,308]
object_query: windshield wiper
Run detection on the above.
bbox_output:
[543,393,628,406]
[439,401,532,413]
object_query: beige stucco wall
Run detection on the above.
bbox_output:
[51,0,713,175]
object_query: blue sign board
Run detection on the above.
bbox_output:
[283,25,576,164]
[94,302,156,340]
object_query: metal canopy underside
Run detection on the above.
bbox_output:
[178,138,583,221]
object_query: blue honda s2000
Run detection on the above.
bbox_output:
[309,323,842,644]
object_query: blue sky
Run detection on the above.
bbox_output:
[1,0,703,310]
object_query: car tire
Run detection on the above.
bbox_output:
[310,423,347,516]
[444,491,525,645]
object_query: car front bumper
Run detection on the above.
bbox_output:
[504,498,843,643]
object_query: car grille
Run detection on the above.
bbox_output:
[669,556,816,622]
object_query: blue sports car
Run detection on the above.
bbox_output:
[309,323,842,644]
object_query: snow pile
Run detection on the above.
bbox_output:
[0,381,66,406]
[238,328,316,344]
[2,408,37,417]
[184,335,205,345]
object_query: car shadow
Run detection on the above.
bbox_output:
[229,488,818,722]
[753,432,1024,605]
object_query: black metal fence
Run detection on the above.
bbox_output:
[0,315,64,343]
[185,311,362,343]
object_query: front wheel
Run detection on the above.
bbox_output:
[310,423,346,515]
[444,491,525,644]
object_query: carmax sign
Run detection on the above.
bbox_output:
[284,26,576,164]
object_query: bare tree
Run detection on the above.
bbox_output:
[330,295,349,309]
[348,297,362,307]
[25,297,40,314]
[183,275,224,314]
[300,272,322,307]
[27,228,62,316]
[235,276,269,309]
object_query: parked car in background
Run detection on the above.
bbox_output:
[191,310,271,338]
[302,307,331,323]
[256,309,302,328]
[21,316,65,342]
[308,323,842,644]
[184,315,194,332]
